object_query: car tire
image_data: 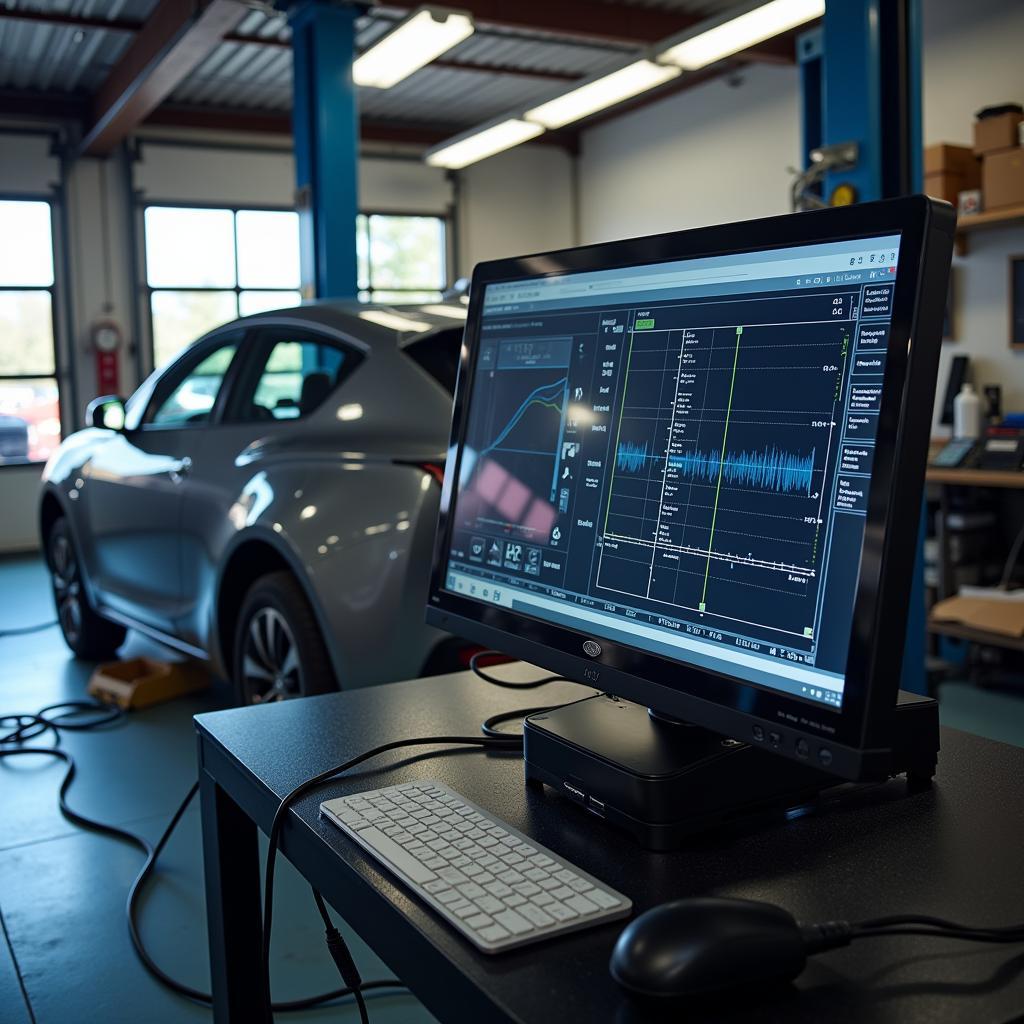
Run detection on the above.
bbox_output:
[47,516,127,660]
[233,571,336,704]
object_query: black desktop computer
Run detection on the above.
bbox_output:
[427,196,955,849]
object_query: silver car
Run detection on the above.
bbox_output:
[40,301,466,702]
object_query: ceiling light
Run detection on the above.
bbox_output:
[358,309,432,332]
[426,119,544,169]
[353,7,474,89]
[421,304,467,319]
[658,0,824,71]
[525,60,681,130]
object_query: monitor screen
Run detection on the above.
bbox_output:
[441,234,902,713]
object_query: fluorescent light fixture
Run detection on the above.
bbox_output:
[526,60,681,130]
[426,119,544,169]
[421,304,467,319]
[353,7,474,89]
[659,0,824,71]
[358,309,432,332]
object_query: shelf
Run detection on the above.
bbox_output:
[955,202,1024,255]
[926,467,1024,488]
[928,618,1024,651]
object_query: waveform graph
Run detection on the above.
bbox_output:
[597,316,852,643]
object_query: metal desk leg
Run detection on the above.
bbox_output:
[200,768,272,1023]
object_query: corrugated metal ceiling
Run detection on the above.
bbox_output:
[0,0,748,130]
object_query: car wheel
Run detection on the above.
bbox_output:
[233,571,336,704]
[47,516,127,660]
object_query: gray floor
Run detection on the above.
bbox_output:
[0,554,433,1024]
[2,555,1024,1024]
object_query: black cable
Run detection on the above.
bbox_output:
[0,620,58,638]
[1,700,407,1013]
[261,733,523,1009]
[468,649,569,689]
[481,705,555,740]
[312,888,369,1024]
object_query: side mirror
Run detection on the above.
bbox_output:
[86,395,126,431]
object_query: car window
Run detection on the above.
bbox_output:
[241,337,348,422]
[147,343,238,427]
[403,327,462,394]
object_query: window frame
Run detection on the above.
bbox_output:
[139,200,302,373]
[140,328,248,432]
[0,192,70,469]
[222,325,364,425]
[357,209,451,303]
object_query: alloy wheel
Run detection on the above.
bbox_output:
[50,531,83,646]
[241,607,302,703]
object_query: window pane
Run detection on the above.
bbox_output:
[367,215,445,290]
[357,214,370,290]
[370,289,442,303]
[239,290,302,317]
[0,291,54,375]
[0,377,60,465]
[0,201,53,286]
[151,290,238,367]
[150,344,237,427]
[250,340,346,421]
[236,211,301,289]
[145,207,236,288]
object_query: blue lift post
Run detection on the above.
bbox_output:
[799,0,928,694]
[289,0,360,300]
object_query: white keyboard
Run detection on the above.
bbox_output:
[320,780,631,953]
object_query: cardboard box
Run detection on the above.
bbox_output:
[925,171,967,205]
[931,593,1024,638]
[982,147,1024,209]
[974,109,1023,156]
[924,143,981,187]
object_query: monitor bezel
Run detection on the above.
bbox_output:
[427,196,954,781]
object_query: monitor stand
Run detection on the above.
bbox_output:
[523,692,938,851]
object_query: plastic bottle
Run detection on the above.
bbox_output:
[953,382,981,440]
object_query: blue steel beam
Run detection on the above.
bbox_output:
[289,0,359,300]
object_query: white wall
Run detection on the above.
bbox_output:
[578,0,1024,432]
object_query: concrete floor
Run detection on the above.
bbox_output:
[2,553,1023,1024]
[0,555,433,1024]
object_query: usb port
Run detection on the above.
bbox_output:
[587,797,605,817]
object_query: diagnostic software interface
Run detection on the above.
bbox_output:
[444,235,902,710]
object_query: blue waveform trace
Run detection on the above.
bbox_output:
[615,440,817,495]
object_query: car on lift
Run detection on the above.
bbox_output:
[39,301,466,703]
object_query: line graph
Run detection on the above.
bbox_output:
[615,440,818,496]
[481,377,566,457]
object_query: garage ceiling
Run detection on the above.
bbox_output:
[0,0,797,145]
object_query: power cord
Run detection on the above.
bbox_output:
[0,699,407,1013]
[0,619,58,638]
[468,649,569,689]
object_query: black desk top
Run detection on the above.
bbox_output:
[195,667,1024,1024]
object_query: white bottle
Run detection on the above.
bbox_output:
[953,382,981,440]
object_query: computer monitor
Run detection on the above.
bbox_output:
[427,197,955,782]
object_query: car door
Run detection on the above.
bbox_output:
[82,333,242,634]
[174,325,358,647]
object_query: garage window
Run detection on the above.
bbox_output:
[0,200,61,466]
[357,213,447,303]
[144,206,302,367]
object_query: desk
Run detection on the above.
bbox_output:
[196,667,1024,1024]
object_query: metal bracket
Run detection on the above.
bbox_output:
[789,141,860,211]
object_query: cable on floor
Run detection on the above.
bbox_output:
[0,619,58,638]
[0,699,407,1013]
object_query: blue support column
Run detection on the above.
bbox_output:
[812,0,927,694]
[289,0,359,300]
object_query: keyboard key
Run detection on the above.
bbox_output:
[565,894,600,916]
[547,902,578,922]
[459,882,487,900]
[503,894,526,908]
[474,895,504,914]
[438,867,468,885]
[436,890,462,905]
[358,827,436,884]
[550,886,574,901]
[519,904,554,929]
[498,869,524,885]
[512,881,541,897]
[588,889,623,910]
[466,913,493,930]
[424,880,450,894]
[568,878,594,893]
[495,909,532,935]
[485,881,514,899]
[479,924,510,943]
[524,867,548,882]
[530,892,555,908]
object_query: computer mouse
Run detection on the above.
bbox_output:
[609,897,808,999]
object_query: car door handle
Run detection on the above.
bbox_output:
[170,456,192,484]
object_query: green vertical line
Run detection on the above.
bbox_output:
[700,326,743,609]
[603,329,637,536]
